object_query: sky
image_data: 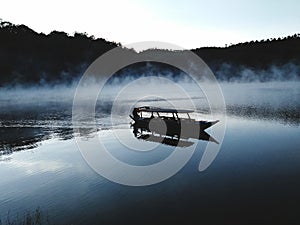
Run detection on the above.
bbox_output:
[0,0,299,49]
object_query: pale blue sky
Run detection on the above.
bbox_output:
[1,0,299,48]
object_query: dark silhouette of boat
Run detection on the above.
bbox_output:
[132,123,218,147]
[130,106,219,132]
[130,106,219,147]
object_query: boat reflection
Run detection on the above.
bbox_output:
[0,127,74,156]
[132,122,218,148]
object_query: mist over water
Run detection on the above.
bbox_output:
[0,70,299,224]
[0,70,298,167]
[1,13,300,224]
[0,77,299,160]
[215,63,300,82]
[0,75,299,124]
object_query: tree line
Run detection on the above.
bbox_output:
[0,19,299,85]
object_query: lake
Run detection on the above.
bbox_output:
[0,81,299,225]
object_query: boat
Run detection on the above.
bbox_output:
[130,106,219,136]
[132,122,219,147]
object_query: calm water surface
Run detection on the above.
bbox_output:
[0,82,299,225]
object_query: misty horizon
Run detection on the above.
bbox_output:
[0,1,299,224]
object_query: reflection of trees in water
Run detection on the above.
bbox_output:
[0,127,74,156]
[0,122,102,156]
[226,105,300,126]
[0,104,75,156]
[193,104,299,125]
[1,102,298,157]
[0,103,111,156]
[78,127,98,139]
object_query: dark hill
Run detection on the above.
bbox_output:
[0,19,299,85]
[0,20,119,85]
[193,36,300,81]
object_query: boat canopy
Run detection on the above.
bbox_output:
[135,106,194,114]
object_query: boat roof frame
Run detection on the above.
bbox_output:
[135,106,194,114]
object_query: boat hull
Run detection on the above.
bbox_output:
[131,116,218,137]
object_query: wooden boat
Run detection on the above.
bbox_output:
[130,106,219,135]
[132,122,219,147]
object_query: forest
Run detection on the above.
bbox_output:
[1,19,299,85]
